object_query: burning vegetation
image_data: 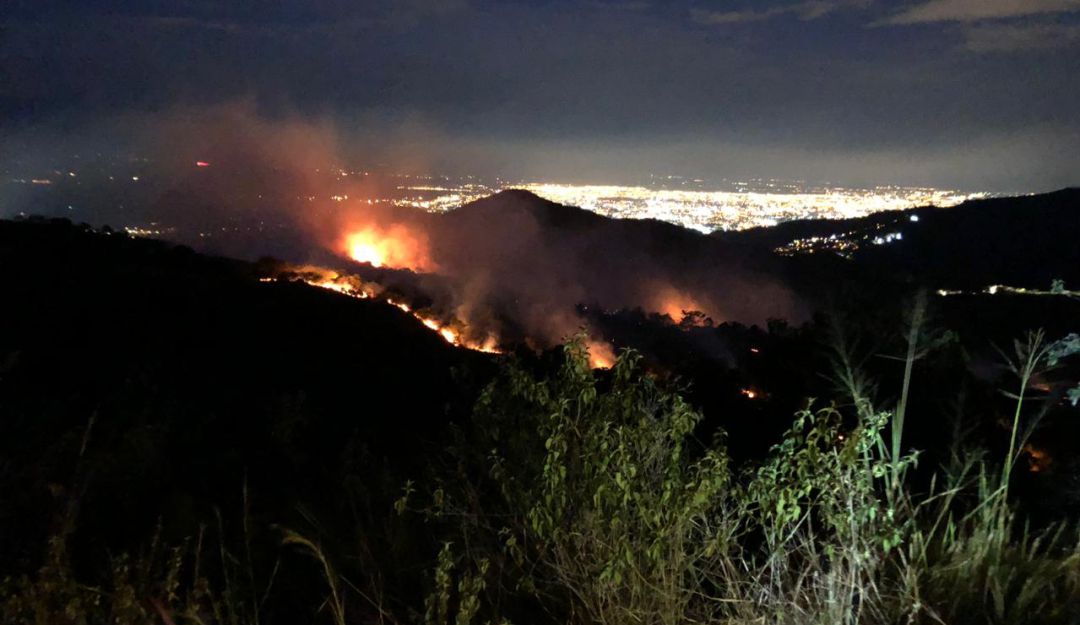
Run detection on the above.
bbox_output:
[586,339,617,369]
[82,104,796,369]
[651,284,713,325]
[263,263,501,355]
[277,190,749,367]
[341,224,435,272]
[4,191,1080,625]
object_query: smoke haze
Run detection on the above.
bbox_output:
[1,103,800,351]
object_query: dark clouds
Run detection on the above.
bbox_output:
[2,0,1078,190]
[880,0,1080,24]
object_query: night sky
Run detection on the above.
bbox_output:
[3,0,1078,190]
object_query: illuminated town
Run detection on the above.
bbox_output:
[5,160,991,236]
[774,214,920,258]
[513,183,986,233]
[370,173,988,233]
[376,174,989,233]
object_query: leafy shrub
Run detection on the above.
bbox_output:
[401,333,1080,625]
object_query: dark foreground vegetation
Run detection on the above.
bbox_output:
[1,209,1079,624]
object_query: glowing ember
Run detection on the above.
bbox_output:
[741,388,758,399]
[1023,444,1052,473]
[195,161,210,167]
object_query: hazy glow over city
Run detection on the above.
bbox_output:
[4,159,992,238]
[513,183,988,233]
[384,177,990,234]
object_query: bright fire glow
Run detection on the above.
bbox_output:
[342,224,434,272]
[312,279,369,298]
[587,340,617,369]
[474,336,501,354]
[651,285,709,324]
[267,268,503,356]
[420,315,463,346]
[349,239,384,266]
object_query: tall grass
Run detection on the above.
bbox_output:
[398,327,1080,625]
[3,320,1079,624]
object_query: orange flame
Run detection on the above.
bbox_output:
[587,340,617,369]
[342,224,434,272]
[273,267,504,356]
[472,335,501,354]
[1023,444,1052,473]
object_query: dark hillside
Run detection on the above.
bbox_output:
[1,192,1078,624]
[749,188,1080,292]
[0,217,492,575]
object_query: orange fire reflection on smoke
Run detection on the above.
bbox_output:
[587,339,617,369]
[651,284,708,324]
[341,224,434,272]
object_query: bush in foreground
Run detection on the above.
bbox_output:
[4,332,1080,624]
[402,335,1080,625]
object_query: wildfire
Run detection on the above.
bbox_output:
[311,279,370,298]
[341,224,434,272]
[651,284,710,325]
[264,267,503,356]
[416,313,500,353]
[473,336,501,354]
[420,315,461,345]
[659,301,694,321]
[1023,444,1052,473]
[587,339,617,369]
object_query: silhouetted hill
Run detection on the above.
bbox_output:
[0,217,492,575]
[855,188,1080,288]
[457,189,609,231]
[734,188,1080,290]
[1,197,1078,624]
[2,190,1077,543]
[443,188,727,265]
[436,187,1080,293]
[416,187,1080,329]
